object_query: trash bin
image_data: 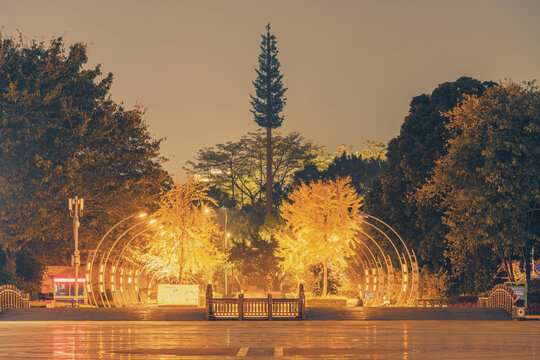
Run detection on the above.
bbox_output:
[514,299,525,320]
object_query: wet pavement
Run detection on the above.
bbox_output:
[0,306,511,321]
[0,320,538,359]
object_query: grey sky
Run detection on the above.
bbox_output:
[2,0,539,176]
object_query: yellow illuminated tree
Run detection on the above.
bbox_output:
[281,177,363,296]
[146,178,226,284]
[275,228,310,292]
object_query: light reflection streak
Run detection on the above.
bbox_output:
[403,322,408,360]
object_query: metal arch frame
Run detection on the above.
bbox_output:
[111,227,154,307]
[353,232,388,306]
[344,252,367,296]
[96,220,149,307]
[356,229,400,305]
[350,239,379,306]
[360,214,419,305]
[101,220,156,307]
[356,223,404,305]
[357,218,408,305]
[87,213,146,307]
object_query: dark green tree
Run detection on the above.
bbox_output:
[365,77,495,276]
[0,34,169,277]
[250,23,287,216]
[292,152,386,197]
[417,81,540,292]
[185,131,322,208]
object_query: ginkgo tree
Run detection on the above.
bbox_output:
[280,177,363,296]
[144,179,226,285]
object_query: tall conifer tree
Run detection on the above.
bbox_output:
[250,23,287,215]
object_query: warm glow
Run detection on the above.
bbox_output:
[54,278,85,283]
[149,219,157,224]
[137,213,147,218]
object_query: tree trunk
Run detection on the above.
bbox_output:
[322,259,328,297]
[507,260,515,282]
[3,249,17,272]
[524,242,532,288]
[266,127,272,216]
[178,245,185,284]
[178,263,184,284]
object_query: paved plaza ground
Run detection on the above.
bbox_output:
[0,320,538,359]
[0,306,512,321]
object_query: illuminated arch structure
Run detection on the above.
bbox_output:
[346,213,419,306]
[86,212,419,308]
[85,215,159,308]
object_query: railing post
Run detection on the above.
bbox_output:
[238,293,244,321]
[299,283,306,320]
[206,284,213,320]
[268,294,273,321]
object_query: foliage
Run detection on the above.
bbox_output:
[227,211,280,291]
[417,81,540,291]
[144,179,226,284]
[418,267,449,299]
[0,33,169,276]
[365,77,495,275]
[292,151,386,196]
[250,23,287,215]
[250,23,287,129]
[185,131,323,207]
[280,177,362,296]
[309,263,342,296]
[274,226,310,291]
[0,269,40,297]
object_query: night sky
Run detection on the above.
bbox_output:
[2,0,539,175]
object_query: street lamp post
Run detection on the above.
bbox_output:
[68,196,84,307]
[223,207,228,295]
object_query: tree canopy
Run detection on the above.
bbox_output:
[250,23,287,215]
[185,131,323,208]
[280,177,362,296]
[143,179,225,284]
[0,34,168,274]
[417,81,540,292]
[365,77,495,274]
[292,149,386,196]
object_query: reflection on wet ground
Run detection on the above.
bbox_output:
[0,320,538,359]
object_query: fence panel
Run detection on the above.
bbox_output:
[206,285,305,320]
[0,284,30,312]
[487,284,515,315]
